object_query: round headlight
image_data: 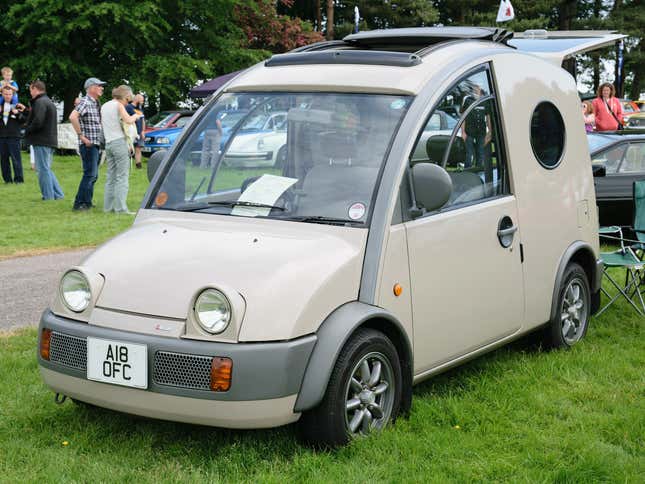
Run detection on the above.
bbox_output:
[60,270,91,313]
[194,289,231,334]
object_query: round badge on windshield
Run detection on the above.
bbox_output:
[348,202,366,220]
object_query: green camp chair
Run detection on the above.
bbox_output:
[598,225,645,316]
[631,180,645,255]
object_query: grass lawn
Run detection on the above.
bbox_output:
[0,153,283,258]
[1,291,643,481]
[0,154,149,258]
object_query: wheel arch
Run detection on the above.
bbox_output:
[550,241,600,320]
[294,301,413,414]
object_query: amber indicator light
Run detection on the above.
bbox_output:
[393,283,403,297]
[40,328,52,360]
[155,192,169,207]
[210,357,233,392]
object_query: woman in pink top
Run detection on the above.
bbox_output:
[592,82,623,131]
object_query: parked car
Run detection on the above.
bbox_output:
[40,27,612,447]
[409,110,458,162]
[625,110,645,129]
[145,110,195,133]
[589,131,645,226]
[620,99,640,125]
[143,113,196,155]
[221,111,288,168]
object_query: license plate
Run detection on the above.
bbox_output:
[87,337,148,389]
[142,146,152,153]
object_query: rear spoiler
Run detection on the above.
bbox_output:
[508,30,627,67]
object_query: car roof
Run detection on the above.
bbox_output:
[225,27,625,96]
[588,131,645,153]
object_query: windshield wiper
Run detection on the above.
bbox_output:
[283,215,362,226]
[207,200,285,211]
[159,200,285,213]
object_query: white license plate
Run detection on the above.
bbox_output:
[142,146,152,153]
[87,337,148,389]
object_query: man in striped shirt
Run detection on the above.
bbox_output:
[69,77,106,211]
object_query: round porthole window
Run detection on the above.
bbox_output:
[530,101,565,169]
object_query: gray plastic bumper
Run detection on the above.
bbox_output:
[38,310,316,402]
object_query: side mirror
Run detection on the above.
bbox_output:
[412,163,453,213]
[592,163,606,177]
[147,149,168,182]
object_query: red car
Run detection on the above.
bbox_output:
[144,110,195,133]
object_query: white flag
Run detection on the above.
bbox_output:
[496,0,515,22]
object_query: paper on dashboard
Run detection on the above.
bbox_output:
[231,174,298,217]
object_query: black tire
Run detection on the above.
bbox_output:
[543,262,591,349]
[299,328,402,447]
[274,145,287,169]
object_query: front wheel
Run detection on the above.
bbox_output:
[543,262,591,349]
[299,328,402,447]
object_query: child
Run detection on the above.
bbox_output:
[0,67,18,105]
[582,100,595,133]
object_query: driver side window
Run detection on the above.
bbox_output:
[408,68,509,215]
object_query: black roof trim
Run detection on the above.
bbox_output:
[265,50,422,68]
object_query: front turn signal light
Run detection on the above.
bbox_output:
[210,357,232,392]
[40,328,52,360]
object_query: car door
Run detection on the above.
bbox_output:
[592,142,642,225]
[404,67,524,372]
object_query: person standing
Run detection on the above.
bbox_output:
[23,80,63,200]
[0,85,26,183]
[582,100,595,133]
[592,82,624,132]
[101,85,142,214]
[69,77,106,211]
[126,93,145,169]
[461,84,492,168]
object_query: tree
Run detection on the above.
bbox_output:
[1,0,315,116]
[235,0,323,52]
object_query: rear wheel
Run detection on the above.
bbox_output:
[543,262,590,349]
[299,328,402,447]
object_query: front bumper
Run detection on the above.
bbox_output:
[38,310,316,429]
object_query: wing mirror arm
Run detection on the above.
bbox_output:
[406,168,423,218]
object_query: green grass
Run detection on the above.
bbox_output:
[0,154,282,257]
[0,155,149,257]
[1,291,643,482]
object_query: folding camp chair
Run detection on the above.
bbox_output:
[631,179,645,258]
[597,225,645,316]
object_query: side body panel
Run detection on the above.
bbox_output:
[492,53,599,328]
[405,197,524,372]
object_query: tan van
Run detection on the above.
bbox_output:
[38,27,619,446]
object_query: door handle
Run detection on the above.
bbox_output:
[497,226,518,237]
[497,216,517,248]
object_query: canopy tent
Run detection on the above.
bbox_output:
[189,70,243,98]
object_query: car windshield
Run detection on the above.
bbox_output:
[149,92,411,226]
[149,112,176,128]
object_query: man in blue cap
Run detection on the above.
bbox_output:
[69,77,106,210]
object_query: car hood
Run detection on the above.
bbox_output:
[84,211,367,341]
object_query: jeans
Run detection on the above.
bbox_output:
[104,138,131,212]
[73,144,100,208]
[465,135,487,168]
[0,137,23,183]
[33,145,64,200]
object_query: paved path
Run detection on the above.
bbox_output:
[0,249,92,332]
